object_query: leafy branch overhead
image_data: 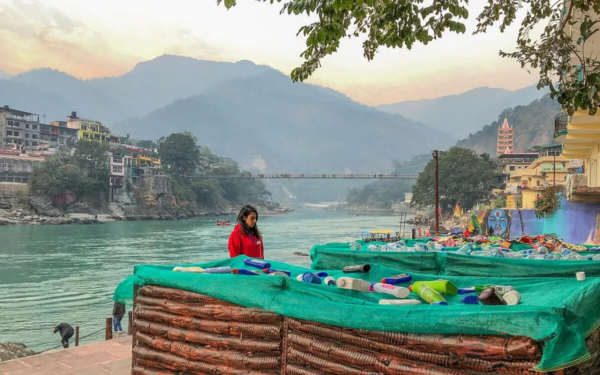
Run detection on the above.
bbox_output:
[217,0,600,115]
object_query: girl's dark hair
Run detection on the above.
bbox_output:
[237,205,261,239]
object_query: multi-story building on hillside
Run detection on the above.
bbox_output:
[66,111,110,142]
[496,116,514,155]
[0,105,41,152]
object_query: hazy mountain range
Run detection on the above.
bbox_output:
[0,54,549,177]
[377,85,548,137]
[0,70,11,80]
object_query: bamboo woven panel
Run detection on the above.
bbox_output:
[131,285,599,375]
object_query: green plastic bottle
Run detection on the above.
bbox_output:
[411,280,458,296]
[409,284,448,305]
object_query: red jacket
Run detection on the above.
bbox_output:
[228,224,264,259]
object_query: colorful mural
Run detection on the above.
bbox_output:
[472,198,600,244]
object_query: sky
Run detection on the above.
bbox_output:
[0,0,539,105]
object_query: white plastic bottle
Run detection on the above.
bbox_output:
[379,299,422,306]
[349,242,362,251]
[456,243,473,255]
[336,277,371,292]
[372,283,410,298]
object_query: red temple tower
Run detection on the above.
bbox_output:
[497,116,514,155]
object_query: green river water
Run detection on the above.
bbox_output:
[0,208,407,352]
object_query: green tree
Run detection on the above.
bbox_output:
[411,147,502,213]
[136,140,155,150]
[218,0,600,115]
[157,132,201,175]
[29,140,110,201]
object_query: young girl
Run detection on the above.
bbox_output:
[228,205,264,259]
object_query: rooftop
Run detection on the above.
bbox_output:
[0,105,37,117]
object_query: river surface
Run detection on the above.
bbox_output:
[0,208,409,352]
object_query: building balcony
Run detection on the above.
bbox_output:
[554,112,568,141]
[566,174,600,203]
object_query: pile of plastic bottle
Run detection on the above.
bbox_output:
[349,241,600,261]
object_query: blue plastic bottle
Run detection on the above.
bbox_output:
[314,272,328,277]
[381,274,412,284]
[232,269,260,276]
[262,268,291,276]
[457,287,476,295]
[244,259,271,269]
[301,272,322,284]
[462,295,479,304]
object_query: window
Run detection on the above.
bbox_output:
[7,120,12,125]
[25,133,29,138]
[51,137,57,142]
[536,180,541,187]
[113,156,123,164]
[112,166,123,173]
[32,125,37,130]
[32,142,37,146]
[6,131,12,136]
[14,131,19,137]
[509,166,515,171]
[32,134,38,139]
[25,141,29,146]
[25,124,29,129]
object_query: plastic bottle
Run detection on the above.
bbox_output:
[314,272,329,277]
[268,272,289,276]
[379,299,422,306]
[456,243,473,255]
[461,285,514,295]
[537,246,548,255]
[173,266,205,273]
[575,254,600,261]
[349,241,362,251]
[409,284,448,305]
[470,250,491,257]
[301,272,322,284]
[411,280,458,296]
[243,259,271,269]
[203,267,231,274]
[367,245,382,252]
[324,276,336,286]
[336,277,371,292]
[462,295,479,304]
[414,243,430,252]
[503,290,521,305]
[342,264,371,273]
[372,283,410,298]
[433,243,444,252]
[380,274,412,284]
[478,287,507,306]
[262,268,291,276]
[231,269,260,276]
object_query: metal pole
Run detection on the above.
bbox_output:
[75,326,79,347]
[434,150,439,237]
[106,317,113,340]
[553,150,556,186]
[128,311,133,335]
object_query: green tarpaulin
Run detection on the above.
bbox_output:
[311,244,600,277]
[115,255,600,372]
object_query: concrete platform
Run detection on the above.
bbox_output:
[0,336,131,375]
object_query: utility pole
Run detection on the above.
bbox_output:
[553,148,556,187]
[432,150,442,237]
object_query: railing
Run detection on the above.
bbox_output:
[554,112,569,138]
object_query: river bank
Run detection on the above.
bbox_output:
[0,193,293,226]
[304,201,414,214]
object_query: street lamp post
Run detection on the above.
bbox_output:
[432,150,443,237]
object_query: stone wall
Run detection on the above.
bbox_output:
[0,183,29,198]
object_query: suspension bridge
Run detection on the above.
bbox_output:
[189,173,418,180]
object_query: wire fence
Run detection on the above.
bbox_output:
[38,327,107,353]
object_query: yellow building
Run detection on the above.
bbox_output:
[506,146,572,208]
[553,4,600,203]
[66,111,109,142]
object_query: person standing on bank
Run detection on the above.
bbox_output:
[53,323,74,349]
[113,301,126,332]
[228,205,264,259]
